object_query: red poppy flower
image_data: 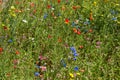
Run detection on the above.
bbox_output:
[77,31,81,35]
[79,46,83,49]
[16,50,20,54]
[58,0,61,3]
[0,47,3,53]
[3,26,7,30]
[48,35,52,38]
[15,1,20,5]
[65,18,69,24]
[30,2,35,7]
[33,9,37,14]
[14,65,17,69]
[47,5,51,9]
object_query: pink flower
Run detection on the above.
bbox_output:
[39,55,47,60]
[96,41,102,45]
[13,59,19,65]
[41,66,47,71]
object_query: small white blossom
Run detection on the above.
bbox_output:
[22,20,28,23]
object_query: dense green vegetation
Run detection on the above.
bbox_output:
[0,0,120,80]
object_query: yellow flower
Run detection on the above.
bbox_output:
[93,2,97,6]
[116,4,119,6]
[11,6,15,10]
[76,72,80,76]
[117,21,120,24]
[2,24,5,26]
[10,12,16,17]
[69,73,74,78]
[101,14,103,17]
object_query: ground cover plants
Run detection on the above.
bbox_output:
[0,0,120,80]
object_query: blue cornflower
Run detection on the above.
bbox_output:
[73,57,77,61]
[8,39,13,43]
[84,21,90,25]
[110,10,118,15]
[72,22,76,26]
[74,66,79,71]
[112,17,117,21]
[43,14,48,19]
[63,63,66,67]
[34,72,40,76]
[70,47,77,53]
[57,12,61,16]
[73,53,78,57]
[60,59,66,67]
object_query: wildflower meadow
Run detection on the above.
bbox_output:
[0,0,120,80]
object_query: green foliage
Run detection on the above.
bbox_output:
[0,0,120,80]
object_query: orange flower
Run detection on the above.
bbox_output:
[58,37,62,42]
[80,69,85,72]
[6,73,11,77]
[16,50,20,54]
[72,6,77,10]
[51,12,55,16]
[0,0,3,5]
[89,29,93,32]
[73,28,77,33]
[89,12,93,21]
[65,18,69,24]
